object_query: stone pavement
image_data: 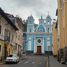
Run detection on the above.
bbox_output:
[0,55,46,67]
[49,56,67,67]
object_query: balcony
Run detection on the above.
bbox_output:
[4,36,10,42]
[0,35,10,42]
[0,35,16,45]
[0,34,4,40]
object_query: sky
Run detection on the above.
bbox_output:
[0,0,57,24]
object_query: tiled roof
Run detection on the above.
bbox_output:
[0,8,18,30]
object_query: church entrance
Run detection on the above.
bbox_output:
[34,37,44,54]
[37,46,41,54]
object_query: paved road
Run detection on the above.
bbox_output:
[49,56,67,67]
[0,55,46,67]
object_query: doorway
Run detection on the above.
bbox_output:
[37,46,41,54]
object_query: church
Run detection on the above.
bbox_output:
[26,15,52,54]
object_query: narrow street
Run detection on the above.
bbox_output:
[0,55,67,67]
[0,55,46,67]
[49,56,67,67]
[0,0,67,67]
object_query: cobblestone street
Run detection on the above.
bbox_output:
[0,55,67,67]
[49,56,67,67]
[0,0,67,67]
[0,55,46,67]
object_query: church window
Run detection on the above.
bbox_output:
[38,39,41,43]
[48,28,49,33]
[48,22,50,25]
[28,41,31,50]
[30,29,31,32]
[30,21,31,24]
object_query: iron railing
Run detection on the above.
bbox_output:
[4,36,10,42]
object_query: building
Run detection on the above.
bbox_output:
[57,0,65,50]
[15,17,24,57]
[6,14,24,57]
[0,8,18,61]
[52,19,58,56]
[54,0,67,63]
[26,15,52,54]
[22,20,27,53]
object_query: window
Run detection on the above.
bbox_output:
[28,41,31,50]
[48,28,49,33]
[12,34,14,41]
[30,29,31,32]
[38,39,41,43]
[59,0,63,8]
[48,22,50,25]
[30,21,32,24]
[0,25,1,34]
[0,45,1,52]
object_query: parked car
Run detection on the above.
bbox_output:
[5,54,19,63]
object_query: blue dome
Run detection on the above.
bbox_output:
[28,15,34,20]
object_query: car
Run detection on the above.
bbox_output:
[5,54,19,63]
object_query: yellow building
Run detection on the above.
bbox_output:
[0,8,18,62]
[58,0,65,50]
[63,0,67,47]
[56,0,67,63]
[0,39,4,61]
[52,20,58,56]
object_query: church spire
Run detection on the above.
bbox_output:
[39,16,44,24]
[41,15,43,19]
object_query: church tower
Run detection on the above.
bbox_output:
[39,16,44,24]
[26,15,34,33]
[46,14,52,33]
[26,15,34,53]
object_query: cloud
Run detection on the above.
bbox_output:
[0,0,57,23]
[9,0,44,7]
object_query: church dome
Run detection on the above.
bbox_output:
[27,15,34,20]
[46,14,51,20]
[46,14,52,22]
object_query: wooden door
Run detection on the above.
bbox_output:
[37,46,41,54]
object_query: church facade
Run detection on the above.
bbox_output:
[26,15,52,54]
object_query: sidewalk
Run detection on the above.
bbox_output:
[49,56,67,67]
[0,61,4,65]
